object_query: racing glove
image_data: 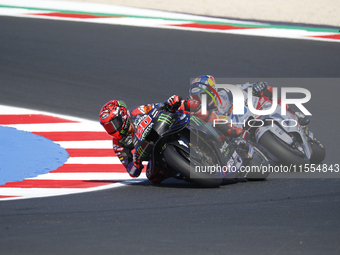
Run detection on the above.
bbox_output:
[252,81,268,96]
[165,95,182,112]
[179,99,201,114]
[126,150,144,177]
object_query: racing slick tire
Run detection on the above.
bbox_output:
[258,131,309,168]
[163,145,223,188]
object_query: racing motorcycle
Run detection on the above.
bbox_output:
[224,94,326,166]
[134,107,272,188]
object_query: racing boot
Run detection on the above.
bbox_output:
[146,161,170,184]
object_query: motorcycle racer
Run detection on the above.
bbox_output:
[185,75,309,138]
[99,98,189,184]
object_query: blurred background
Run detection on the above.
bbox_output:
[50,0,340,27]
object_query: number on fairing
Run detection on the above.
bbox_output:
[136,116,152,139]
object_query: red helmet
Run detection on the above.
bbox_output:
[99,100,132,139]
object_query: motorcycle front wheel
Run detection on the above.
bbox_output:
[259,131,309,167]
[163,145,223,188]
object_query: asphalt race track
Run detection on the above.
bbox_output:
[1,15,340,254]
